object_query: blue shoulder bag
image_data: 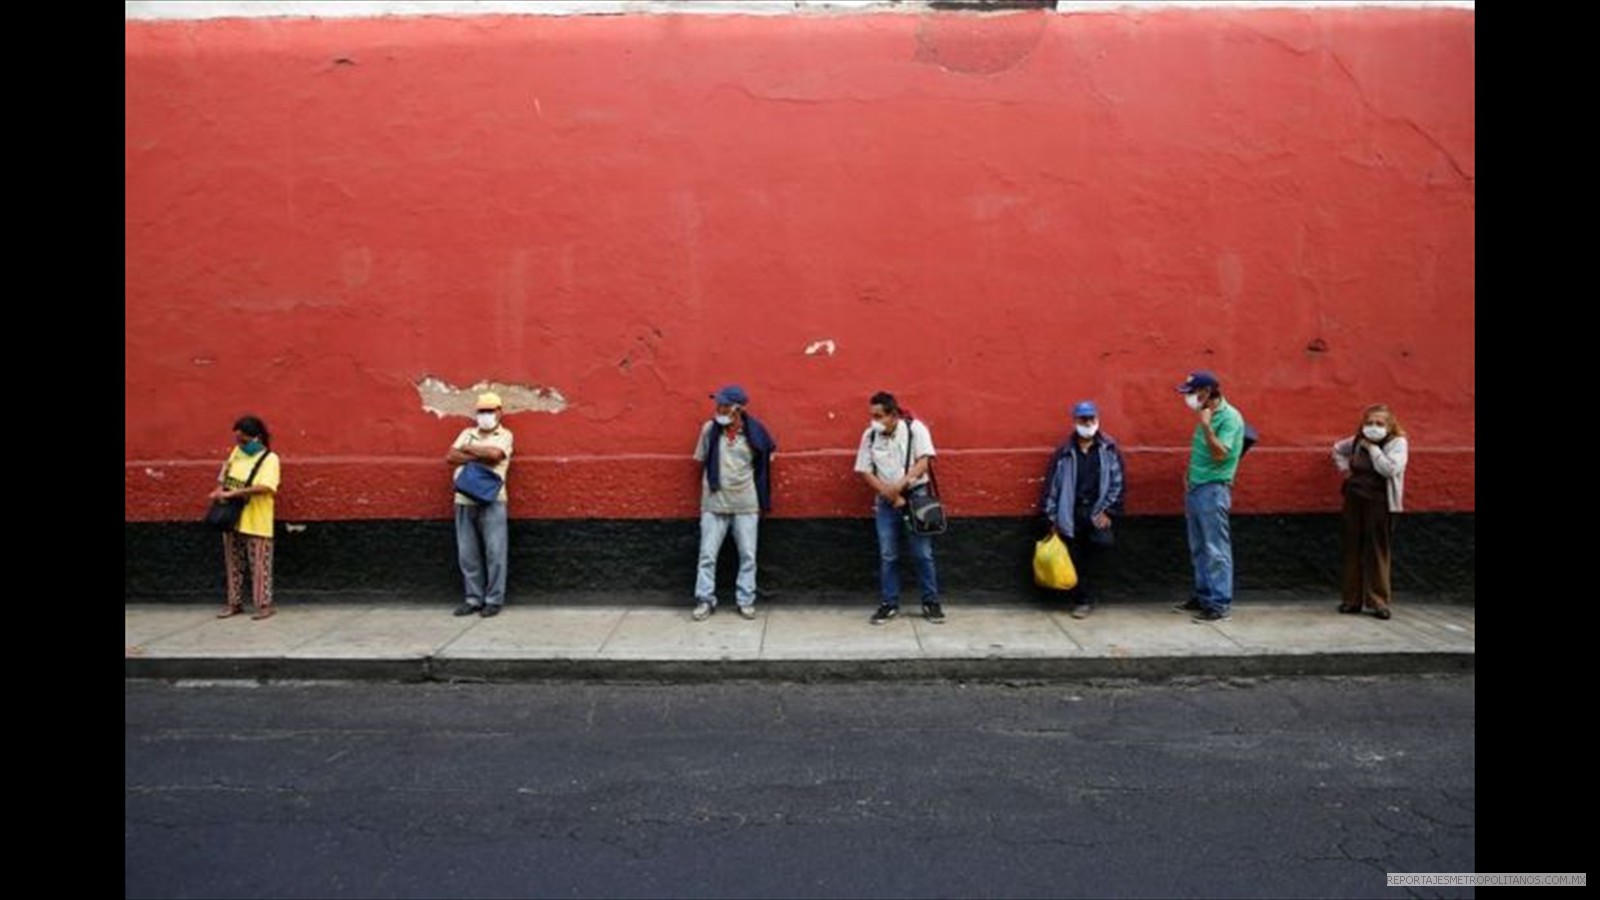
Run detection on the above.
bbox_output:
[454,459,504,505]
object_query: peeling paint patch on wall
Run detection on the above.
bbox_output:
[804,339,837,356]
[416,376,569,418]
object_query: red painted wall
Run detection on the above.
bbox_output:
[125,9,1474,522]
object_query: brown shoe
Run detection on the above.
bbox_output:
[216,606,243,619]
[250,607,276,620]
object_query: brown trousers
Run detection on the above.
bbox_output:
[1340,492,1393,611]
[223,532,275,613]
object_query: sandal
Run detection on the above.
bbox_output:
[250,607,276,620]
[216,606,243,619]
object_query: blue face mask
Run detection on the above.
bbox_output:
[240,439,264,455]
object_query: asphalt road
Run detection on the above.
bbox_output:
[126,675,1474,899]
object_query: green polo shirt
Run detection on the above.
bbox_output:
[1187,399,1245,488]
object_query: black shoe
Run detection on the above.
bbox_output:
[453,602,481,617]
[1373,607,1392,620]
[1337,604,1362,614]
[480,605,502,618]
[1173,598,1204,613]
[922,602,946,624]
[871,604,899,625]
[1191,607,1232,623]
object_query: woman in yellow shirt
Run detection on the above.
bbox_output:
[211,415,282,620]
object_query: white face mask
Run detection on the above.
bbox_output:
[1362,425,1387,442]
[714,414,733,426]
[870,420,888,436]
[1076,423,1098,439]
[1184,393,1203,411]
[476,412,498,430]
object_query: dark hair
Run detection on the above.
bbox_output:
[233,415,271,448]
[869,391,899,414]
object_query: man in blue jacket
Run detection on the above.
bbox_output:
[691,384,777,621]
[1040,400,1126,618]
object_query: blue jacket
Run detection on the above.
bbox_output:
[703,413,777,513]
[1039,433,1126,539]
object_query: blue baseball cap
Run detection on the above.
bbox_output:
[1177,371,1220,393]
[710,384,749,406]
[1073,401,1099,419]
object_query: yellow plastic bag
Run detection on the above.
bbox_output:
[1032,532,1079,591]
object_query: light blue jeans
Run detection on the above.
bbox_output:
[455,501,509,609]
[695,511,759,608]
[874,497,938,607]
[1185,482,1233,612]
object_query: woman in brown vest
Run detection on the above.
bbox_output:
[1331,404,1409,619]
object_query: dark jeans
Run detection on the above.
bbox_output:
[874,497,938,606]
[1064,513,1109,605]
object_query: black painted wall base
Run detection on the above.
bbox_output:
[127,514,1474,605]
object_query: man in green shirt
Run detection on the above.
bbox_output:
[1173,371,1246,622]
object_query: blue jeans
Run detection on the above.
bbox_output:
[455,501,508,608]
[874,497,938,606]
[1185,482,1233,612]
[695,511,759,607]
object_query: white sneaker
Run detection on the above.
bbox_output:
[738,605,757,620]
[692,601,713,621]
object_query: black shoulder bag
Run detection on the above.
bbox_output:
[204,451,271,532]
[900,420,948,536]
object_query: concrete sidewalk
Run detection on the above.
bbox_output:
[124,596,1474,682]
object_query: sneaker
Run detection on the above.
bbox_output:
[738,605,757,620]
[1191,607,1232,623]
[480,604,502,618]
[692,601,713,621]
[870,604,899,625]
[1173,598,1204,613]
[1070,602,1092,619]
[453,602,481,617]
[922,602,946,624]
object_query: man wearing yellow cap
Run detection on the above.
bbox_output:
[446,391,514,617]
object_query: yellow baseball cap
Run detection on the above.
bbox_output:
[475,391,503,410]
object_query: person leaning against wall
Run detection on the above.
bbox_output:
[212,415,281,620]
[1039,400,1126,619]
[1172,371,1248,623]
[690,384,778,622]
[447,392,513,618]
[1332,404,1409,620]
[854,391,944,626]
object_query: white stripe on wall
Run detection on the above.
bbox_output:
[126,0,1474,21]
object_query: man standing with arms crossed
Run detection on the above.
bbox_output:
[448,391,513,618]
